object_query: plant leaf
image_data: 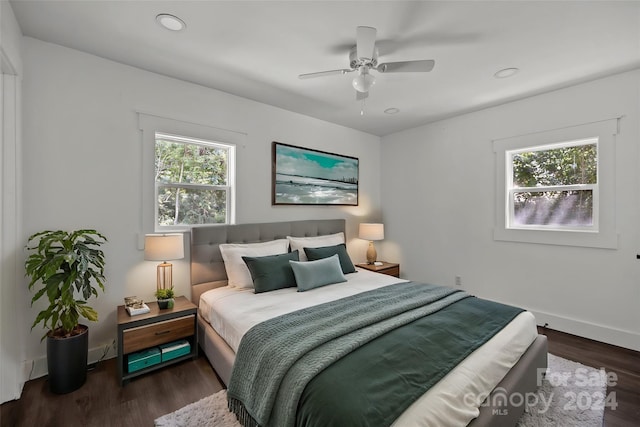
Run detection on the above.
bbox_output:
[25,229,107,334]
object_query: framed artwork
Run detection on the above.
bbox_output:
[272,141,359,206]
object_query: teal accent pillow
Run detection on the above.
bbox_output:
[242,250,299,294]
[304,243,356,274]
[290,254,347,292]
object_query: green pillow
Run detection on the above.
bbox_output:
[304,243,356,274]
[290,254,347,292]
[242,250,299,294]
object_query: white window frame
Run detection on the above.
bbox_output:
[493,118,619,249]
[154,132,235,230]
[506,137,599,232]
[138,113,245,237]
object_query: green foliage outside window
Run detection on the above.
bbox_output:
[155,137,230,226]
[512,144,597,188]
[510,142,597,227]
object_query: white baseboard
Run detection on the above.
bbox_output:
[530,309,640,352]
[24,340,117,381]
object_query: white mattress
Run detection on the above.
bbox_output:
[199,268,538,427]
[200,268,408,352]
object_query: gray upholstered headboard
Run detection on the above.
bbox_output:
[190,219,346,302]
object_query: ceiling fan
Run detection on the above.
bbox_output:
[299,26,435,100]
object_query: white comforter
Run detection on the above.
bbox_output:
[200,268,538,427]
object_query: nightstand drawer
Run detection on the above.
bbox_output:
[381,266,400,277]
[122,315,194,354]
[356,262,400,278]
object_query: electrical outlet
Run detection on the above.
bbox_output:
[455,275,462,286]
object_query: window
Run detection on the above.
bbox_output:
[138,113,244,234]
[507,138,598,231]
[154,132,235,228]
[493,118,619,249]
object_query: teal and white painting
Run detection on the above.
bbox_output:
[272,142,359,205]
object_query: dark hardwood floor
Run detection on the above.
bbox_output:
[0,356,223,427]
[1,328,638,426]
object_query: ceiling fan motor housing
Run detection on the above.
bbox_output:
[349,46,379,69]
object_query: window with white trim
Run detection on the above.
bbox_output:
[506,138,598,231]
[493,118,619,249]
[154,132,235,228]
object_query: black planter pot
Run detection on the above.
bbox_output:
[46,325,88,394]
[157,298,174,309]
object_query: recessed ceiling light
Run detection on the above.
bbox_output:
[156,14,186,31]
[384,107,400,115]
[494,68,519,79]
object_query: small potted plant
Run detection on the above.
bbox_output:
[155,287,175,309]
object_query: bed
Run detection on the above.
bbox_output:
[190,219,547,427]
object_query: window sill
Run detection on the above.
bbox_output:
[493,227,618,249]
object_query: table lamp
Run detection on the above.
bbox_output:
[144,233,184,291]
[359,223,384,264]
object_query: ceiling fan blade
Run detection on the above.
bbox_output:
[377,59,435,73]
[356,26,377,61]
[356,91,369,101]
[298,69,353,79]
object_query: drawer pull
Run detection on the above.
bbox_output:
[155,330,171,336]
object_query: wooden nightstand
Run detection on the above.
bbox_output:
[117,296,197,385]
[357,262,400,278]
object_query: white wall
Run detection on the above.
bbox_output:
[0,0,25,403]
[381,70,640,351]
[19,37,381,379]
[13,20,639,399]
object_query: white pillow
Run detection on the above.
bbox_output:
[287,232,345,262]
[219,239,289,288]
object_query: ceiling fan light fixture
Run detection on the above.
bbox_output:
[156,14,186,31]
[352,68,376,93]
[300,25,435,102]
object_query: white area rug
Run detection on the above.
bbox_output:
[517,353,607,427]
[155,354,606,427]
[155,390,241,427]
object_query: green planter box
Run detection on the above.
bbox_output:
[127,348,161,373]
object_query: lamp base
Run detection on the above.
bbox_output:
[366,241,377,264]
[157,262,173,291]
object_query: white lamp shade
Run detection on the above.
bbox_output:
[359,223,384,241]
[144,234,184,261]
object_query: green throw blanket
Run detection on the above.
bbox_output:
[227,282,469,427]
[296,296,524,426]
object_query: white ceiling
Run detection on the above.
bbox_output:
[10,0,640,136]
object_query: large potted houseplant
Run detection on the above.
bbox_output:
[25,229,107,394]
